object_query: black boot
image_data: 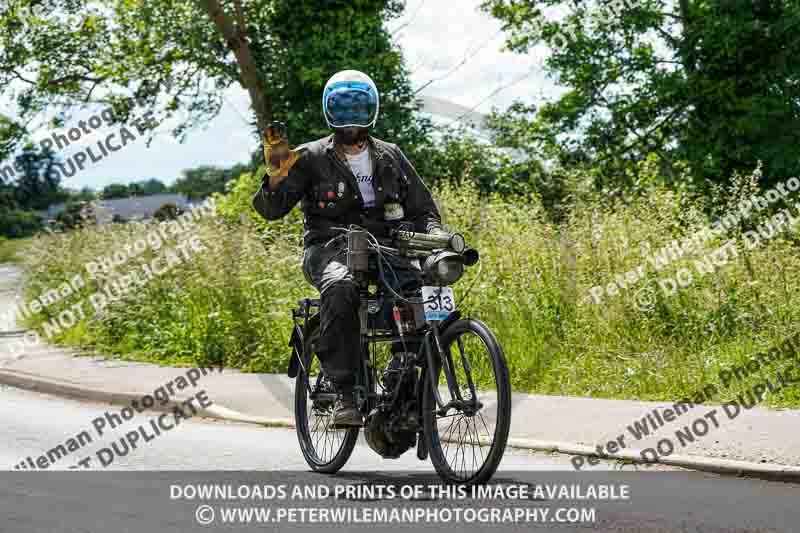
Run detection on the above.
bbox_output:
[333,391,363,428]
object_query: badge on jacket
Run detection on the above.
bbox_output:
[384,202,404,221]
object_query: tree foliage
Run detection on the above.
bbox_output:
[0,142,64,214]
[261,0,430,151]
[0,0,428,152]
[99,179,169,199]
[172,163,250,199]
[417,127,545,196]
[482,0,800,191]
[100,183,130,199]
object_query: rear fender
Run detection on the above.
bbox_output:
[287,313,320,378]
[287,325,304,378]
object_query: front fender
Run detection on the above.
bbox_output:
[436,310,462,336]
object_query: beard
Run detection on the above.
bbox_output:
[334,127,369,146]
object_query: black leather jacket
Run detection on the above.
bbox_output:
[252,134,443,248]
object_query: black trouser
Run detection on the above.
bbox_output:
[302,243,419,392]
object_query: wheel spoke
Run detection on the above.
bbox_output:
[428,327,509,483]
[304,365,348,465]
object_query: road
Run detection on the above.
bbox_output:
[2,385,800,533]
[0,384,610,471]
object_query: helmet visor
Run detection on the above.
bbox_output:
[324,81,378,128]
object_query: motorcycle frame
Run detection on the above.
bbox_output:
[288,291,476,423]
[288,226,479,424]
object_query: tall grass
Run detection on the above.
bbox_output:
[17,169,800,407]
[0,236,23,264]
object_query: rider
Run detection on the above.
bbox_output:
[253,70,445,427]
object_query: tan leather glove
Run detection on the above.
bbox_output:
[263,122,300,178]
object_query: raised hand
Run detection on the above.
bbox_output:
[262,121,300,181]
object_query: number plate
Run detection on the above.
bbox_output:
[421,286,456,322]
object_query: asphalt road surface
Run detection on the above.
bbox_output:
[1,384,603,471]
[2,385,799,533]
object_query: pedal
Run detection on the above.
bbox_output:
[416,431,428,460]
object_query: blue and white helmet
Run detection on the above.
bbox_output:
[322,70,380,129]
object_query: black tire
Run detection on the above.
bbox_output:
[294,317,358,473]
[423,319,511,485]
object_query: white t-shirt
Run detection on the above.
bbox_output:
[345,149,375,208]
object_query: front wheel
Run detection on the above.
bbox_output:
[423,319,511,485]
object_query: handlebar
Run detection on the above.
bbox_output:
[336,222,481,291]
[392,230,466,253]
[337,223,479,276]
[332,220,466,254]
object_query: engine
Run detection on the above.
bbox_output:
[364,354,419,458]
[364,409,417,458]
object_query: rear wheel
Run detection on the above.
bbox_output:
[423,319,511,484]
[294,317,358,473]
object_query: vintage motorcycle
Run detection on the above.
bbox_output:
[286,222,511,485]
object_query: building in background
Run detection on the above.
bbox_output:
[46,193,193,224]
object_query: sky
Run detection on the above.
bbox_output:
[5,0,564,191]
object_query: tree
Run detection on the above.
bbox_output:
[54,201,93,230]
[416,126,545,196]
[12,145,62,209]
[101,183,130,199]
[0,0,428,152]
[171,163,250,199]
[481,0,800,191]
[71,187,97,202]
[0,136,62,237]
[0,115,27,164]
[0,209,42,238]
[260,0,430,153]
[133,178,168,196]
[0,143,64,210]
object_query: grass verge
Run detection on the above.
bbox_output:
[14,175,800,408]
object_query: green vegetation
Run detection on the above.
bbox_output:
[171,164,251,200]
[482,0,800,191]
[4,0,800,409]
[0,236,26,264]
[18,166,800,407]
[152,203,184,221]
[0,0,427,147]
[0,142,61,238]
[0,209,43,239]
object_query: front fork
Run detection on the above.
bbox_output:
[422,317,481,416]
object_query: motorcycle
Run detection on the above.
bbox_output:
[286,222,511,485]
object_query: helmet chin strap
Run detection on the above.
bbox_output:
[334,127,369,151]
